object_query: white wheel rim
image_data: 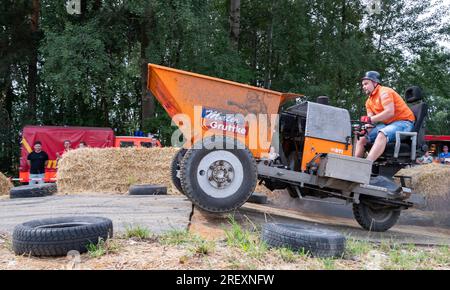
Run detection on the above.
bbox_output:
[196,150,244,199]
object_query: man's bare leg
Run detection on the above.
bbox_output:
[367,133,387,161]
[355,137,368,158]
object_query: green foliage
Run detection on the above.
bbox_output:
[124,225,151,240]
[224,215,268,260]
[1,0,449,174]
[86,238,121,258]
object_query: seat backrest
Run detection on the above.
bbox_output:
[410,102,428,132]
[404,86,426,129]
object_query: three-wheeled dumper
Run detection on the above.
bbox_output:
[148,64,426,232]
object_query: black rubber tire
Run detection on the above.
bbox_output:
[352,202,401,232]
[171,148,187,195]
[12,216,113,257]
[261,223,346,258]
[180,142,257,213]
[10,183,57,199]
[247,192,268,204]
[128,184,167,195]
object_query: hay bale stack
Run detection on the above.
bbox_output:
[396,163,450,210]
[396,163,450,197]
[0,172,13,196]
[57,147,180,195]
[57,146,275,196]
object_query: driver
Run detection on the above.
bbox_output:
[354,71,415,161]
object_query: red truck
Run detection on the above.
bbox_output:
[19,125,161,183]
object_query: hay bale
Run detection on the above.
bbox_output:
[396,163,450,210]
[57,147,180,195]
[396,163,450,197]
[57,146,276,196]
[0,172,13,196]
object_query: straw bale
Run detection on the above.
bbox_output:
[396,163,450,198]
[57,147,277,196]
[57,147,180,195]
[0,172,12,196]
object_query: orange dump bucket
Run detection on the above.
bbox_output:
[148,64,301,158]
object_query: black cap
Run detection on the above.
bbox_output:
[362,71,381,84]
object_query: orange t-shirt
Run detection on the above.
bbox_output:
[365,85,415,124]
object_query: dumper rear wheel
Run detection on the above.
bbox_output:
[171,149,187,195]
[180,145,257,213]
[353,201,401,232]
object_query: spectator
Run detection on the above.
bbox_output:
[416,151,433,164]
[439,145,450,164]
[56,140,72,160]
[78,141,87,149]
[27,141,49,185]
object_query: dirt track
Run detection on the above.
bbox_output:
[0,194,449,246]
[0,195,191,235]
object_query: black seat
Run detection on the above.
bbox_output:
[382,86,428,159]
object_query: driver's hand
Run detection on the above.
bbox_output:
[360,116,372,124]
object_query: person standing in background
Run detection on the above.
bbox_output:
[27,141,49,185]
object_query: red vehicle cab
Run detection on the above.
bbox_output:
[114,136,162,148]
[19,126,161,183]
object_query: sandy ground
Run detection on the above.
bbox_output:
[1,230,449,270]
[1,193,449,270]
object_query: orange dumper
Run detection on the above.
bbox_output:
[148,64,425,232]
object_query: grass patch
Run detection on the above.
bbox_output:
[125,225,151,240]
[0,236,13,252]
[434,246,450,266]
[345,239,373,258]
[385,248,428,270]
[86,238,121,258]
[160,229,193,246]
[224,215,267,260]
[321,257,336,270]
[278,248,297,263]
[192,239,216,256]
[160,229,216,256]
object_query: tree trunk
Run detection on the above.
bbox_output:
[140,5,155,130]
[229,0,241,48]
[264,1,275,89]
[27,0,40,123]
[1,73,14,172]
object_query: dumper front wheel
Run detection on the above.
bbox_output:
[180,147,257,213]
[171,148,187,195]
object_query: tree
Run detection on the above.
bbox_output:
[229,0,241,48]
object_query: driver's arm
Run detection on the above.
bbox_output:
[370,92,394,123]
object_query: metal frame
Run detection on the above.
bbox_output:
[394,131,417,160]
[257,162,425,208]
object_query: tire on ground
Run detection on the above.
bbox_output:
[12,216,113,257]
[352,201,401,232]
[180,139,257,213]
[128,184,167,195]
[247,192,268,204]
[171,148,187,195]
[10,183,57,199]
[261,223,346,258]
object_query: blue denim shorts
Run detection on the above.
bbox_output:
[366,120,414,143]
